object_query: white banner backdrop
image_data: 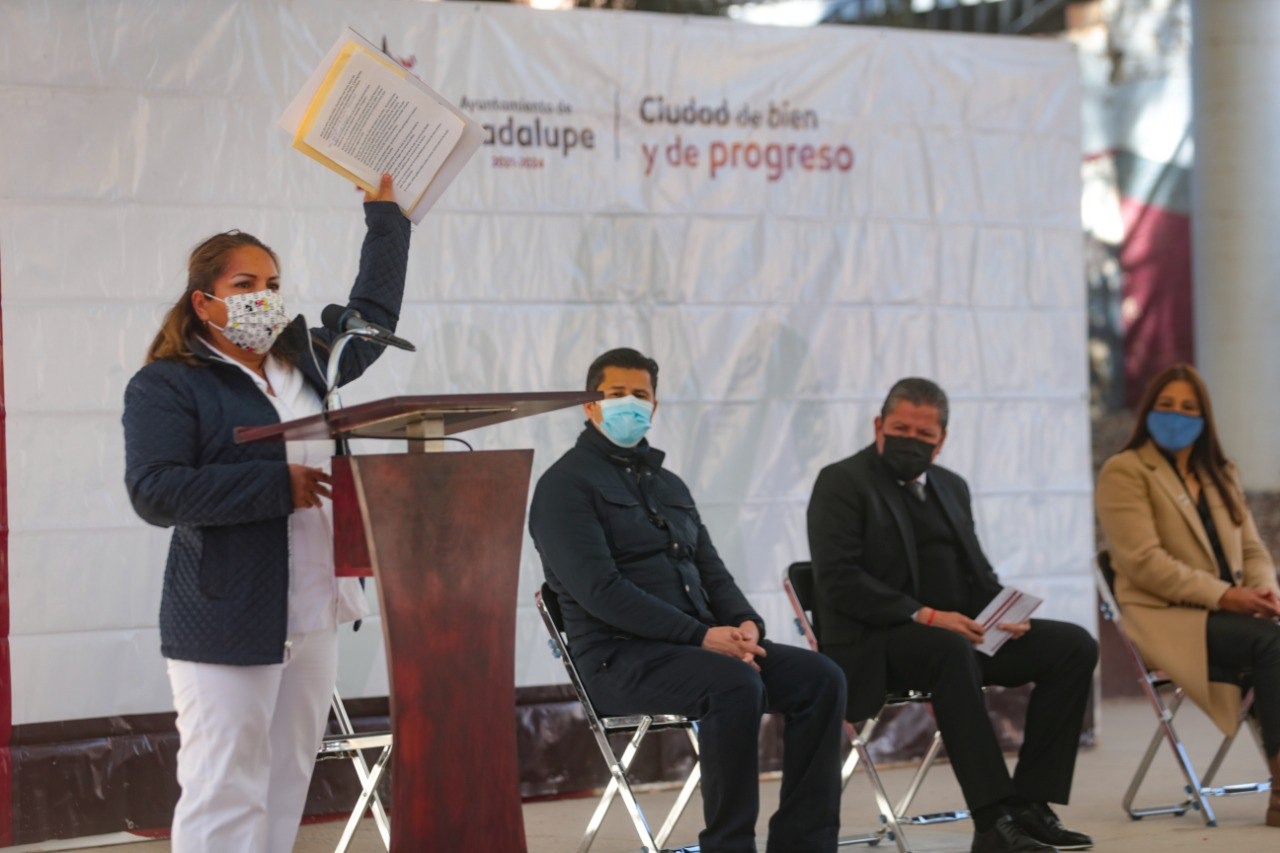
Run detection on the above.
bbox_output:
[0,0,1088,726]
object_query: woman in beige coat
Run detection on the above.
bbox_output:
[1096,364,1280,827]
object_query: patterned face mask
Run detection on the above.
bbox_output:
[203,290,290,354]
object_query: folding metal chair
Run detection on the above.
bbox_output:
[536,584,702,853]
[1094,549,1271,826]
[785,561,974,850]
[317,689,393,852]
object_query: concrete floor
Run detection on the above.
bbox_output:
[29,696,1279,852]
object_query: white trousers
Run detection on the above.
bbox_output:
[167,630,338,853]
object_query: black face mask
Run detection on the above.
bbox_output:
[880,434,936,482]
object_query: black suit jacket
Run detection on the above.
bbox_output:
[806,443,1002,720]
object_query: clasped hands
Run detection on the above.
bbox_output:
[1219,586,1280,620]
[915,606,1030,645]
[702,621,767,670]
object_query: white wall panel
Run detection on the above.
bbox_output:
[867,127,935,220]
[8,528,166,634]
[1,1,1089,725]
[9,630,170,722]
[932,309,984,394]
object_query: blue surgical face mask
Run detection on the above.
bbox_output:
[1146,410,1204,452]
[597,396,654,448]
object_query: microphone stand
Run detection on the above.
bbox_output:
[323,328,393,608]
[324,328,389,456]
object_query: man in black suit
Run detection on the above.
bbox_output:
[807,378,1097,853]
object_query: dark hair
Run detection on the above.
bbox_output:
[880,377,949,430]
[1124,363,1243,526]
[146,231,281,365]
[585,348,659,394]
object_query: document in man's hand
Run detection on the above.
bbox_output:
[973,587,1043,657]
[279,28,483,223]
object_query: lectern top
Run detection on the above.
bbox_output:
[234,391,600,444]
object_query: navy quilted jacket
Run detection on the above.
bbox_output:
[123,201,410,665]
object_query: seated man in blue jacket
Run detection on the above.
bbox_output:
[529,347,847,853]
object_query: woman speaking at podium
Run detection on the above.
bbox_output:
[122,174,409,852]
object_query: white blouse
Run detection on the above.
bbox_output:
[204,341,367,633]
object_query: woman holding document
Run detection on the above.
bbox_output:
[1096,363,1280,828]
[123,174,409,851]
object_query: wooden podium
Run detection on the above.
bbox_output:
[236,392,597,851]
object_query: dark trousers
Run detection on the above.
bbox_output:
[583,638,847,853]
[1206,610,1280,756]
[882,618,1097,811]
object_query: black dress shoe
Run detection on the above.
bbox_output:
[1007,802,1092,850]
[971,815,1057,853]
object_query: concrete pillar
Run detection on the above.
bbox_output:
[1190,0,1280,490]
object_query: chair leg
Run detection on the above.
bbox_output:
[828,718,908,849]
[1200,726,1239,789]
[1122,704,1178,819]
[329,691,391,850]
[1123,687,1217,825]
[841,717,879,790]
[654,726,701,849]
[334,744,392,853]
[335,743,391,849]
[611,767,662,853]
[1171,738,1217,826]
[579,718,659,853]
[1196,693,1272,800]
[890,730,969,826]
[578,768,623,852]
[894,730,941,819]
[655,763,700,849]
[851,735,911,853]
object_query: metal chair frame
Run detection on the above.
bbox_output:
[1094,550,1271,826]
[784,562,976,852]
[317,690,393,852]
[536,586,702,853]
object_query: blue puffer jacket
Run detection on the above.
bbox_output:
[122,201,410,665]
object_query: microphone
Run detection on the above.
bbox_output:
[321,304,416,352]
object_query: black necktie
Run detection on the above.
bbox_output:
[905,480,926,503]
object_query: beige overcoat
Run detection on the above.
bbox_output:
[1095,441,1279,735]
